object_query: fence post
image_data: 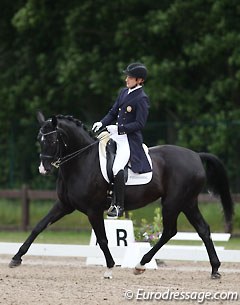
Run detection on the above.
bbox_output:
[21,184,29,231]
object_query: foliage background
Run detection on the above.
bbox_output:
[0,0,240,190]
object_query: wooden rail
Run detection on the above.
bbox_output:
[0,185,57,231]
[0,186,239,231]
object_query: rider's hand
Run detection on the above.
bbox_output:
[92,121,103,132]
[106,125,118,134]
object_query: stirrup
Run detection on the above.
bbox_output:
[107,205,124,219]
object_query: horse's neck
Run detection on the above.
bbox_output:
[59,125,98,174]
[63,124,94,151]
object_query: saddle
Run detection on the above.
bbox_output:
[97,132,152,186]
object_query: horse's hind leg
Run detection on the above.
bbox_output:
[183,202,221,279]
[135,204,179,274]
[9,201,74,267]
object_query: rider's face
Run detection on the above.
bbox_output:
[125,76,143,88]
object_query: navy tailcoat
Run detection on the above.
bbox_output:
[101,87,151,173]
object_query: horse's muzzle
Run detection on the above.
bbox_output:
[39,162,51,175]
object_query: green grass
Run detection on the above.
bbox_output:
[0,230,91,245]
[223,237,240,249]
[129,201,240,233]
[0,199,91,230]
[0,198,239,249]
[29,201,91,230]
[0,198,240,235]
[166,238,240,250]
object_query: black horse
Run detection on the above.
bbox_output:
[9,112,234,279]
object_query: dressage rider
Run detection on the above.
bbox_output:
[92,62,151,218]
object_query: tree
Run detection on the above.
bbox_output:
[0,0,239,189]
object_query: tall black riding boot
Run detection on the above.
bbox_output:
[107,170,125,218]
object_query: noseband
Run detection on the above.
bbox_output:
[39,128,65,165]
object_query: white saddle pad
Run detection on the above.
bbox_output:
[97,132,152,186]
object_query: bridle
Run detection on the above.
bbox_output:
[39,127,108,169]
[39,129,61,163]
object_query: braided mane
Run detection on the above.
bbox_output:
[56,114,96,139]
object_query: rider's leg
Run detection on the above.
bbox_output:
[107,169,125,217]
[107,134,130,218]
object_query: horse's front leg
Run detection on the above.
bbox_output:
[88,211,115,279]
[9,201,74,267]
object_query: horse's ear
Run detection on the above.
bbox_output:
[37,111,45,126]
[51,115,58,128]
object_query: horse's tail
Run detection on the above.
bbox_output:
[199,152,234,233]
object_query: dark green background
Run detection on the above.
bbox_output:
[0,0,240,190]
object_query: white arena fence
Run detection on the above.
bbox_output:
[0,220,239,267]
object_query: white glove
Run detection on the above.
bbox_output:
[106,125,118,134]
[92,121,102,132]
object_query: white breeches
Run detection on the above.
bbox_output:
[110,133,130,176]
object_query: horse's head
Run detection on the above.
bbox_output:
[37,112,63,175]
[37,112,96,175]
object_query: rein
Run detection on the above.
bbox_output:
[51,140,99,168]
[44,130,109,169]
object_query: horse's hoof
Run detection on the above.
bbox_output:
[133,263,146,275]
[211,272,221,279]
[133,267,146,275]
[9,259,22,268]
[103,268,113,279]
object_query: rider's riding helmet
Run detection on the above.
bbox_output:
[123,62,147,80]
